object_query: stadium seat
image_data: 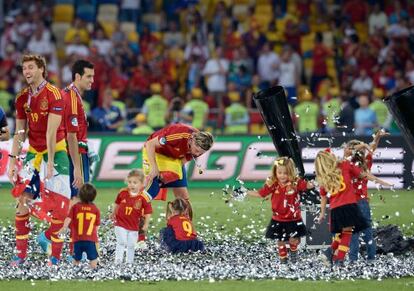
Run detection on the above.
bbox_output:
[120,22,137,34]
[53,4,74,23]
[76,3,96,22]
[300,33,315,53]
[55,0,76,5]
[255,5,273,16]
[51,22,70,46]
[249,111,267,135]
[97,4,119,23]
[232,4,249,22]
[142,13,162,31]
[100,21,116,38]
[55,0,74,4]
[256,0,271,5]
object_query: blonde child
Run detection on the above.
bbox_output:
[247,157,314,264]
[315,149,391,266]
[111,169,152,264]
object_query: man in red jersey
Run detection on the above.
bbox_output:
[37,60,95,262]
[62,59,95,198]
[142,123,214,216]
[7,55,71,266]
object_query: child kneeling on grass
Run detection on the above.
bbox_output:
[160,198,204,254]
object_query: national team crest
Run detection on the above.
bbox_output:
[40,98,48,111]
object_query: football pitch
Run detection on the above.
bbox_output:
[0,187,413,290]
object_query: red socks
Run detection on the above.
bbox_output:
[334,230,353,261]
[289,241,299,253]
[278,244,288,260]
[15,214,30,259]
[46,219,64,259]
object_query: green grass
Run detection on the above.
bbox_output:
[0,187,413,289]
[0,187,413,236]
[0,277,414,291]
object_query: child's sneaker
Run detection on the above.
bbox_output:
[136,240,148,250]
[10,256,25,267]
[320,247,333,267]
[48,256,60,266]
[280,257,288,264]
[37,231,51,255]
[290,251,298,263]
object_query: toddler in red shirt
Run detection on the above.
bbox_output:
[58,183,100,269]
[111,169,152,264]
[160,198,204,253]
[247,157,314,264]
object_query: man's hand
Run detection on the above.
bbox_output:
[72,168,83,189]
[7,162,17,184]
[145,167,160,187]
[45,162,55,180]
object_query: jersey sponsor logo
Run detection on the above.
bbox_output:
[53,106,63,111]
[159,137,167,145]
[40,98,48,111]
[71,117,79,126]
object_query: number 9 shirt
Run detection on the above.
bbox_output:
[167,215,197,240]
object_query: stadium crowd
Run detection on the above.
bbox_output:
[1,0,414,135]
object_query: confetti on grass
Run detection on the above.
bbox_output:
[0,220,413,281]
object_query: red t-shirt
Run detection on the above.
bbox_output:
[114,188,153,231]
[15,82,66,152]
[258,179,308,222]
[148,123,197,161]
[354,153,373,201]
[61,84,88,154]
[319,160,362,209]
[167,214,197,240]
[69,202,100,242]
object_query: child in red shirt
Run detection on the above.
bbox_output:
[345,130,389,263]
[160,198,204,253]
[315,150,391,266]
[58,183,100,269]
[247,157,314,264]
[111,169,152,264]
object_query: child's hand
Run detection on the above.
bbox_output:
[375,129,390,139]
[57,227,68,236]
[317,213,325,224]
[307,180,316,189]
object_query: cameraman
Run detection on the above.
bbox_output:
[0,106,10,141]
[165,97,193,125]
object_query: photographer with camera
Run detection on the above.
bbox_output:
[165,97,193,125]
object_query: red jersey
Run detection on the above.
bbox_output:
[167,214,197,240]
[114,188,153,231]
[69,202,100,242]
[258,178,308,222]
[15,82,66,152]
[353,153,373,201]
[320,160,362,209]
[61,84,88,154]
[148,123,197,161]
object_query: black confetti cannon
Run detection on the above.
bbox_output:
[384,86,414,154]
[253,86,305,176]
